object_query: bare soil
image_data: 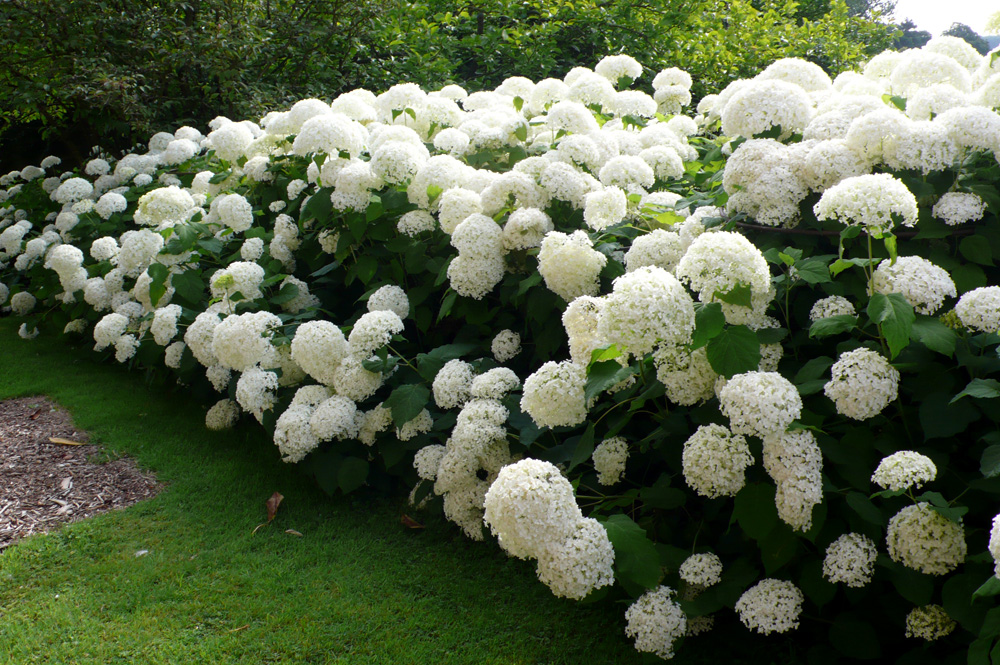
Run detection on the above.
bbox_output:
[0,396,161,550]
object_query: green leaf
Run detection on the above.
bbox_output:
[270,281,299,305]
[196,237,223,254]
[919,392,980,440]
[170,270,202,306]
[208,170,231,184]
[354,256,378,285]
[691,302,725,349]
[713,283,752,308]
[514,124,528,142]
[146,263,170,309]
[706,325,760,378]
[426,184,443,205]
[733,483,778,541]
[981,446,1000,478]
[911,317,957,356]
[961,235,994,266]
[887,563,933,606]
[301,188,333,224]
[337,457,369,494]
[584,360,635,402]
[568,423,595,472]
[383,384,430,428]
[512,96,524,112]
[808,315,857,339]
[794,356,834,383]
[974,577,1000,601]
[415,343,479,382]
[846,491,883,525]
[641,476,686,510]
[792,256,833,284]
[588,344,621,365]
[952,379,1000,403]
[598,514,661,592]
[867,293,914,359]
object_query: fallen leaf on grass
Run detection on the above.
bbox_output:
[285,529,303,537]
[228,625,249,633]
[400,514,424,529]
[266,492,284,522]
[48,437,85,446]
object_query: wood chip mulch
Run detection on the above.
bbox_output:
[0,396,161,551]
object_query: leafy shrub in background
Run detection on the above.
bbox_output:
[2,36,1000,663]
[0,0,893,171]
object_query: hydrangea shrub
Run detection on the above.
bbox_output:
[2,44,1000,662]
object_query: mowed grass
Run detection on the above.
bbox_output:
[0,319,795,664]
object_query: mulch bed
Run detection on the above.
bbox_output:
[0,396,161,551]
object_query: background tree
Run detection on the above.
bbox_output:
[891,18,931,49]
[942,22,990,55]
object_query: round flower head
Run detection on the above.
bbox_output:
[235,365,279,420]
[654,346,717,406]
[721,79,813,139]
[520,361,588,429]
[989,514,1000,578]
[955,286,1000,333]
[413,444,447,481]
[597,266,695,359]
[290,320,349,386]
[905,605,956,641]
[932,192,986,226]
[583,186,628,231]
[534,516,615,600]
[310,396,359,442]
[824,348,899,420]
[624,230,684,274]
[675,231,772,325]
[735,579,804,635]
[212,311,282,372]
[887,502,966,575]
[873,451,937,491]
[718,371,802,439]
[679,553,723,588]
[595,54,643,84]
[624,586,687,660]
[682,424,754,498]
[813,173,918,237]
[433,359,475,409]
[483,458,581,560]
[491,329,521,363]
[366,285,409,319]
[51,177,93,205]
[872,256,955,315]
[822,533,878,587]
[205,399,240,431]
[592,437,628,486]
[809,295,856,322]
[762,429,823,532]
[537,230,607,303]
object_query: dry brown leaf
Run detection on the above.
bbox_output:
[400,514,424,529]
[284,529,303,537]
[29,409,42,420]
[228,625,249,634]
[266,491,284,522]
[48,437,85,446]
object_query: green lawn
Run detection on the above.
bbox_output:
[0,319,795,664]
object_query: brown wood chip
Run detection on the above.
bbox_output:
[0,396,162,550]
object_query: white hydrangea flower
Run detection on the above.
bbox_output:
[414,444,448,481]
[809,295,856,322]
[654,346,717,406]
[736,580,804,635]
[349,310,404,358]
[534,517,615,600]
[483,458,580,559]
[592,437,628,485]
[822,533,878,587]
[331,355,383,402]
[367,285,409,319]
[721,79,813,139]
[905,605,956,641]
[240,237,264,261]
[537,230,607,302]
[310,395,359,441]
[824,348,899,420]
[212,193,254,233]
[491,329,521,362]
[932,192,986,226]
[682,424,754,498]
[595,54,643,83]
[113,333,139,363]
[18,323,39,339]
[397,210,436,236]
[235,365,279,420]
[502,207,553,251]
[470,368,521,400]
[520,361,588,429]
[210,261,265,303]
[989,514,1000,578]
[206,364,231,392]
[872,451,937,491]
[763,429,823,531]
[675,231,772,325]
[291,113,366,158]
[437,188,483,234]
[51,177,94,205]
[93,312,128,351]
[290,321,350,386]
[150,304,183,346]
[813,173,918,237]
[205,399,240,431]
[679,553,723,587]
[955,286,1000,333]
[624,230,685,274]
[117,229,164,277]
[624,586,687,660]
[887,502,966,575]
[719,372,802,439]
[94,192,128,220]
[433,359,475,409]
[212,311,281,372]
[583,186,628,231]
[597,266,695,358]
[274,403,320,463]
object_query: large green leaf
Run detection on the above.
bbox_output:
[808,315,857,339]
[146,263,170,309]
[706,325,760,378]
[599,514,662,593]
[866,293,914,359]
[568,423,596,472]
[415,343,479,381]
[383,384,430,428]
[170,268,204,305]
[584,360,635,402]
[733,483,778,541]
[691,302,725,349]
[910,317,957,356]
[951,379,1000,403]
[337,457,369,494]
